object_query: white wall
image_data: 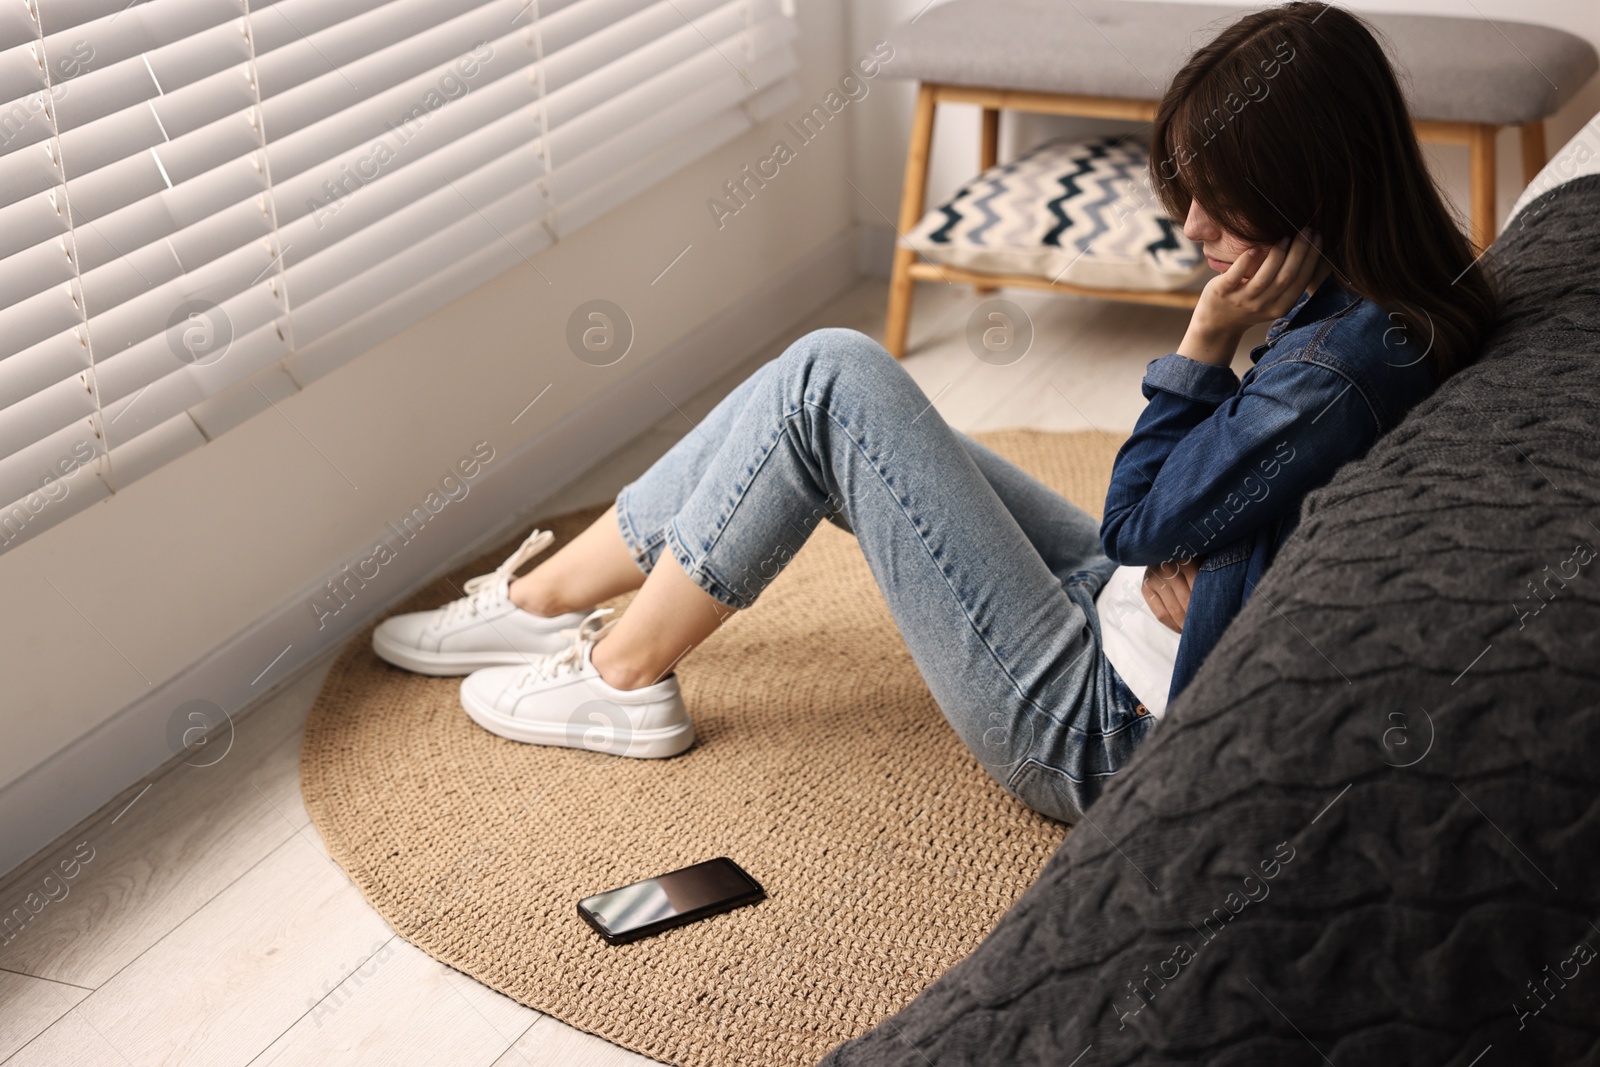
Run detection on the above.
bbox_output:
[0,2,866,870]
[848,0,1600,271]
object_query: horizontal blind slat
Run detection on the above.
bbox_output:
[0,41,48,106]
[283,99,761,385]
[548,43,796,213]
[254,0,714,188]
[90,267,286,404]
[554,105,752,238]
[99,315,290,446]
[251,0,506,101]
[49,17,252,135]
[5,155,273,312]
[47,0,499,190]
[61,104,262,220]
[78,192,276,322]
[0,0,802,525]
[42,0,244,89]
[0,278,83,364]
[0,7,41,53]
[262,0,743,234]
[0,417,103,519]
[0,87,56,163]
[0,317,89,410]
[275,18,786,301]
[102,408,205,490]
[19,0,768,279]
[544,14,791,175]
[262,38,533,197]
[52,4,519,217]
[0,370,97,458]
[274,111,546,268]
[74,152,270,275]
[38,0,150,38]
[0,183,70,261]
[287,188,555,349]
[0,235,76,314]
[0,135,64,217]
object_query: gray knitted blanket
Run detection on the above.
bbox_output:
[822,175,1600,1065]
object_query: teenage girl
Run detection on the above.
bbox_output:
[372,2,1497,824]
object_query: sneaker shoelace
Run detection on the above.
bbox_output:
[514,608,617,688]
[433,529,554,630]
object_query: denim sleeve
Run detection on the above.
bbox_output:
[1100,353,1380,565]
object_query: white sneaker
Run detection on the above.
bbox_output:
[458,609,694,759]
[372,529,587,676]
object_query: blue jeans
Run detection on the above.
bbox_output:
[614,329,1155,823]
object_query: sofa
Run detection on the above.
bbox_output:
[820,165,1600,1061]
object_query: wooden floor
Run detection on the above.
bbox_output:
[0,278,1244,1066]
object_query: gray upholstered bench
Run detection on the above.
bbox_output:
[881,0,1598,357]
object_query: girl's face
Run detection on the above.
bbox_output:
[1183,199,1262,274]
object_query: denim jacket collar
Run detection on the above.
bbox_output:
[1256,276,1363,357]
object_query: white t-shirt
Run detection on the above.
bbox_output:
[1094,565,1181,718]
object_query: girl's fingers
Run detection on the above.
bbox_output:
[1207,230,1324,324]
[1243,239,1290,296]
[1289,232,1323,280]
[1172,569,1193,613]
[1141,569,1169,628]
[1292,235,1325,291]
[1259,233,1322,312]
[1219,247,1259,292]
[1280,233,1314,283]
[1142,568,1186,633]
[1263,237,1321,315]
[1267,236,1315,301]
[1163,581,1187,629]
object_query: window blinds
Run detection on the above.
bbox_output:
[0,0,800,552]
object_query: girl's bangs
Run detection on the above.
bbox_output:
[1153,53,1290,246]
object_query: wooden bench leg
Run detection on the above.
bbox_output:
[1521,120,1546,185]
[979,107,1000,171]
[1469,123,1497,254]
[885,83,938,359]
[973,107,1001,296]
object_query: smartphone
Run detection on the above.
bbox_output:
[577,857,765,944]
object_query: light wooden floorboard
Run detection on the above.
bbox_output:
[0,971,88,1062]
[65,833,393,1067]
[0,662,333,990]
[251,938,538,1067]
[891,282,1264,436]
[2,1006,126,1067]
[493,1016,662,1067]
[2,276,1224,1066]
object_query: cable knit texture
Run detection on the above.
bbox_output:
[820,179,1600,1067]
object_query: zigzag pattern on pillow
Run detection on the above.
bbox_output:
[905,137,1205,293]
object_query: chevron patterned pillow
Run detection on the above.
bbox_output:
[905,137,1206,292]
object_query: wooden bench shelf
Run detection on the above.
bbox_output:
[906,261,1201,309]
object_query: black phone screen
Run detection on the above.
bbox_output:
[578,857,764,943]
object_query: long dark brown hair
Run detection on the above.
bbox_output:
[1149,2,1499,381]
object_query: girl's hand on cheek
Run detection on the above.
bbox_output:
[1177,230,1324,366]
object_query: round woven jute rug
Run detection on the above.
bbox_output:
[302,429,1124,1066]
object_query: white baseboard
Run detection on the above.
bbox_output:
[0,227,861,880]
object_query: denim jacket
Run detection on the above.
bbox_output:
[1099,278,1437,704]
